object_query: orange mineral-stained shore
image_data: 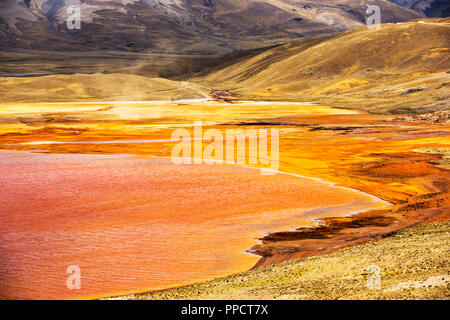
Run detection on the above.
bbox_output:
[0,152,385,300]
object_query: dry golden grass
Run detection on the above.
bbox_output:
[196,19,450,114]
[2,19,448,114]
[0,73,204,102]
[118,223,450,300]
[414,147,450,168]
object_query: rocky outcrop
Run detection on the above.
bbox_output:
[393,110,450,123]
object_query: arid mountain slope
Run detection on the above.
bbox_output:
[1,0,424,54]
[388,0,449,17]
[0,73,206,102]
[198,19,450,113]
[2,19,448,112]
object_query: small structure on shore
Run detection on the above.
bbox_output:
[210,90,234,102]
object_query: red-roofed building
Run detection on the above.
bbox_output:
[211,90,233,102]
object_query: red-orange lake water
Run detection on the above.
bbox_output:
[0,152,382,299]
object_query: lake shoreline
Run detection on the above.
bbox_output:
[0,100,448,300]
[0,152,386,300]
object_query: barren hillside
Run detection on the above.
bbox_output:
[1,0,424,54]
[198,18,450,113]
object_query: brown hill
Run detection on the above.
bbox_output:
[388,0,449,18]
[198,18,450,114]
[0,73,205,102]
